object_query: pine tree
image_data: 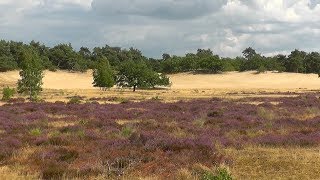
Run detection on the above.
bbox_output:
[17,47,44,101]
[92,56,115,90]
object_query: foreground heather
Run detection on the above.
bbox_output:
[0,94,319,179]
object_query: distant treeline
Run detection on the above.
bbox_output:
[0,40,320,74]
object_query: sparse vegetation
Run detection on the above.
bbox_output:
[68,96,83,104]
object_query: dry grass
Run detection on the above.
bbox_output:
[116,120,142,125]
[0,166,38,180]
[48,121,76,128]
[294,107,320,121]
[1,147,40,180]
[225,146,320,180]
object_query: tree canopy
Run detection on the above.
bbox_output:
[1,40,320,76]
[17,47,44,101]
[116,60,170,91]
[92,56,115,90]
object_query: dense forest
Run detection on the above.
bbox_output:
[0,40,320,74]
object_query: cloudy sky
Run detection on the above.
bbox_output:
[0,0,320,58]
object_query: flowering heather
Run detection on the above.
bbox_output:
[0,93,319,178]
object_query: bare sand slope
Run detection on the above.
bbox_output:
[0,70,94,89]
[0,70,319,90]
[169,71,320,90]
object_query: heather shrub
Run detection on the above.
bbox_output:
[0,93,319,179]
[48,136,70,146]
[207,110,223,118]
[1,87,15,101]
[7,97,25,103]
[41,162,67,180]
[56,148,79,162]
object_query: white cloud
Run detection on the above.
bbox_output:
[91,0,226,20]
[0,0,320,57]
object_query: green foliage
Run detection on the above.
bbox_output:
[199,55,223,73]
[286,49,306,73]
[2,40,320,76]
[0,56,18,72]
[17,47,44,101]
[242,47,257,60]
[92,56,115,90]
[30,128,42,136]
[121,126,134,137]
[1,87,15,101]
[257,65,266,73]
[49,43,87,72]
[117,60,170,91]
[193,165,233,180]
[201,167,232,180]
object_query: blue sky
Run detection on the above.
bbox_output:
[1,0,320,58]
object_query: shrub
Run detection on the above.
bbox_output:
[41,162,67,180]
[30,128,42,136]
[1,87,15,101]
[207,110,223,118]
[68,96,83,104]
[257,66,266,74]
[121,126,134,137]
[192,164,233,180]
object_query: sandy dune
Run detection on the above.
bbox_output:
[169,71,320,90]
[0,70,319,90]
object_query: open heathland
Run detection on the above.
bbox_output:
[0,93,320,179]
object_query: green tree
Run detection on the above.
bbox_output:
[92,57,115,90]
[242,47,257,60]
[287,49,306,73]
[0,56,18,72]
[117,60,170,92]
[199,55,223,73]
[49,44,87,72]
[17,47,44,101]
[305,52,320,73]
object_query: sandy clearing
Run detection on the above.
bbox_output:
[0,70,319,90]
[169,71,320,90]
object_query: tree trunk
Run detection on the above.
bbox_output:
[133,85,136,92]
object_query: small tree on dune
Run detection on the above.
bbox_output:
[92,56,115,90]
[17,47,44,101]
[117,60,170,92]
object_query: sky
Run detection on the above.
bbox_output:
[0,0,320,58]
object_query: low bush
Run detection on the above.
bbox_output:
[192,164,233,180]
[29,128,42,136]
[1,87,15,101]
[68,96,83,104]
